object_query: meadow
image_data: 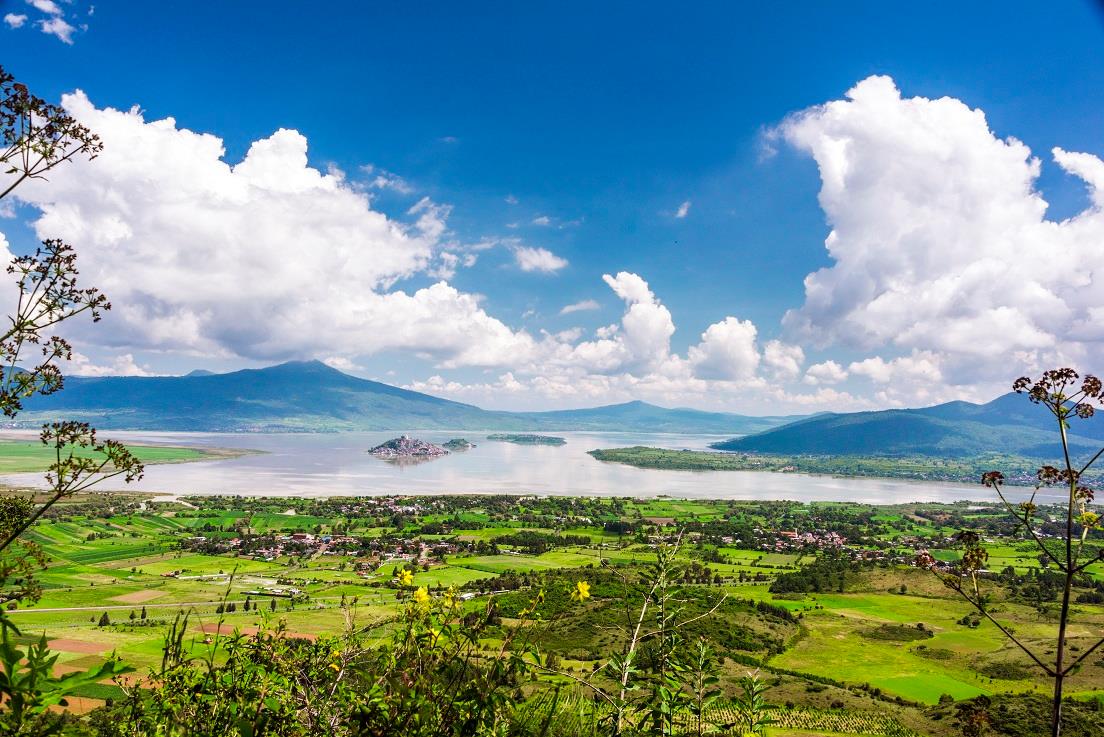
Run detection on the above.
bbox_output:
[5,492,1103,736]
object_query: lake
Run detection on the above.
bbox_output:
[0,430,1046,504]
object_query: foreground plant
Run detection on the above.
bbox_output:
[731,670,774,737]
[920,368,1104,737]
[533,537,728,737]
[683,639,722,737]
[0,65,141,734]
[98,586,538,737]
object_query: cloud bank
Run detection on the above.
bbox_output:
[7,76,1104,413]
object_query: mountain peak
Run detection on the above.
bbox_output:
[264,359,343,374]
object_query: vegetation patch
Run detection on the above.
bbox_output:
[912,645,955,660]
[859,623,934,642]
[973,660,1038,681]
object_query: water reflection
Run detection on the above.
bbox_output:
[0,430,1058,504]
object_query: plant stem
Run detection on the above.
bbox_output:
[1053,411,1075,737]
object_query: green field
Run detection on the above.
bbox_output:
[0,438,224,473]
[3,492,1102,736]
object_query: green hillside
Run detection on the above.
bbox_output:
[712,393,1104,458]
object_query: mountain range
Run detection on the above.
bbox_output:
[14,360,800,434]
[15,360,1094,458]
[711,392,1104,458]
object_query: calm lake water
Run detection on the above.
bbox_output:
[0,430,1046,504]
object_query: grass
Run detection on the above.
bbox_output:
[413,565,491,588]
[0,439,212,473]
[450,551,596,574]
[770,608,991,703]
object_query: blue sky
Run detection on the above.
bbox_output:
[3,1,1104,413]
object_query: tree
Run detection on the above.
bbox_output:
[920,369,1104,737]
[0,64,139,737]
[98,612,111,627]
[140,606,147,620]
[270,598,277,612]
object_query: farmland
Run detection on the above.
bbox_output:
[5,491,1104,736]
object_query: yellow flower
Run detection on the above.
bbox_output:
[398,569,414,587]
[1078,511,1101,529]
[570,581,591,602]
[328,663,340,672]
[412,586,430,606]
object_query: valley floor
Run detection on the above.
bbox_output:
[6,493,1104,736]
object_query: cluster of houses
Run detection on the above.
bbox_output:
[767,529,847,552]
[183,530,462,574]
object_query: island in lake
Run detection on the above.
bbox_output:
[369,435,449,459]
[486,433,566,446]
[442,438,476,451]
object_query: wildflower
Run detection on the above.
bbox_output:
[981,471,1004,488]
[570,581,591,602]
[329,663,340,672]
[1077,512,1101,530]
[1036,466,1060,485]
[412,587,430,606]
[398,569,414,587]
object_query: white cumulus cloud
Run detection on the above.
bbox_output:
[762,340,805,381]
[513,245,568,273]
[778,75,1104,392]
[688,317,760,381]
[803,360,847,386]
[66,351,150,377]
[5,91,538,370]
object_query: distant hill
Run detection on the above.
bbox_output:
[712,393,1104,458]
[513,400,802,435]
[15,360,798,434]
